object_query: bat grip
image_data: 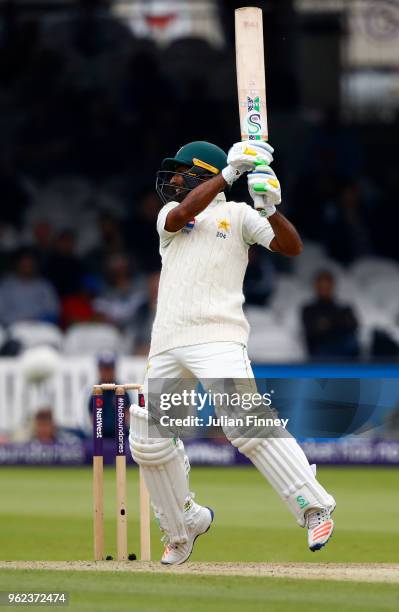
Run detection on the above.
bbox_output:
[254,195,265,211]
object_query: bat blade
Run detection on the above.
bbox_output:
[235,7,268,143]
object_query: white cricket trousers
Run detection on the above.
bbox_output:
[146,341,253,379]
[138,341,335,528]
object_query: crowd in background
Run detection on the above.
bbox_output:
[0,0,398,361]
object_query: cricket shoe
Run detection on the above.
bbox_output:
[161,502,214,565]
[306,507,335,552]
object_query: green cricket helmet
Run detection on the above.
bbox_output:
[162,141,227,174]
[156,141,227,205]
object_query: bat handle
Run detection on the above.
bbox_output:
[254,195,265,211]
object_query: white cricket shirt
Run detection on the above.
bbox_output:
[149,192,275,357]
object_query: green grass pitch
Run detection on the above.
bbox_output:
[0,466,398,611]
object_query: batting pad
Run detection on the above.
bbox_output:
[230,433,335,526]
[129,404,189,544]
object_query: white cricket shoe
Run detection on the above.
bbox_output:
[161,502,214,565]
[306,507,335,552]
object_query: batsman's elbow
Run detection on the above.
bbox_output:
[272,238,303,257]
[286,240,303,257]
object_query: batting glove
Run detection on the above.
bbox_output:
[248,165,281,217]
[222,141,274,185]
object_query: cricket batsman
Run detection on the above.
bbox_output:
[129,140,336,564]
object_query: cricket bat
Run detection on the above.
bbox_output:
[235,6,268,210]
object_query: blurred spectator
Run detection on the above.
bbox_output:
[302,110,363,179]
[61,275,102,329]
[93,253,146,330]
[127,190,161,271]
[133,270,160,355]
[301,270,359,359]
[28,220,54,272]
[321,181,372,264]
[291,169,340,244]
[292,173,372,265]
[86,212,126,275]
[243,247,275,306]
[0,222,19,251]
[0,249,59,325]
[44,229,85,297]
[31,408,78,443]
[13,406,80,444]
[88,351,130,437]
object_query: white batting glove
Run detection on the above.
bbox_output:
[222,141,274,185]
[247,165,281,217]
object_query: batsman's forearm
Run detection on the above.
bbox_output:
[165,175,226,232]
[268,211,303,257]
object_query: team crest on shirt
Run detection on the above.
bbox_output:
[182,218,195,234]
[216,218,230,239]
